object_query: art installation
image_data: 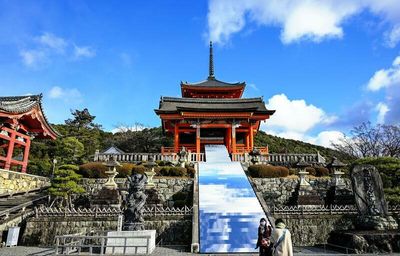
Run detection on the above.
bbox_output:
[124,173,148,231]
[199,145,266,253]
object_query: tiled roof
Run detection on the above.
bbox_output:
[155,97,275,115]
[0,95,42,113]
[0,94,60,137]
[181,78,245,88]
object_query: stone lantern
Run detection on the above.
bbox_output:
[327,157,346,188]
[249,148,261,165]
[144,156,157,188]
[178,146,188,167]
[296,157,311,187]
[103,155,121,189]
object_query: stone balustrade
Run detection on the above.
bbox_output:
[94,151,323,164]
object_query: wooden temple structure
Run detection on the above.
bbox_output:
[0,94,59,172]
[155,42,275,155]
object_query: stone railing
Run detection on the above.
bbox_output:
[272,205,358,215]
[143,206,193,216]
[35,206,193,218]
[272,204,400,215]
[94,151,324,164]
[0,168,50,195]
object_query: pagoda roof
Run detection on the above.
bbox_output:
[155,97,275,115]
[181,78,245,88]
[0,94,60,139]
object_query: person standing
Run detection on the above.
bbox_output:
[270,218,293,256]
[255,217,273,256]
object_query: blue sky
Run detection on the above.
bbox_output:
[0,0,399,147]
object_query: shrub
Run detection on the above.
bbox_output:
[305,167,316,176]
[78,162,108,178]
[169,167,187,176]
[131,165,146,175]
[28,158,52,177]
[289,168,297,176]
[117,163,135,177]
[186,167,196,178]
[384,187,400,205]
[158,167,187,177]
[248,165,289,178]
[315,167,330,177]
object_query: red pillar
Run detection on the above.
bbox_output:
[174,123,179,153]
[231,124,237,154]
[249,125,254,150]
[4,130,16,170]
[246,132,250,151]
[196,126,200,154]
[226,127,232,153]
[21,137,31,173]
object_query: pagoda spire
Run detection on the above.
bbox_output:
[208,41,215,80]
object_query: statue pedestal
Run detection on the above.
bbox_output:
[91,188,121,209]
[106,230,156,254]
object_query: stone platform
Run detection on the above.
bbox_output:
[328,230,400,254]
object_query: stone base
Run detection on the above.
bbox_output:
[354,215,398,231]
[91,188,121,208]
[328,230,400,254]
[106,230,156,254]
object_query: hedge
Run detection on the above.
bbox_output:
[159,167,187,177]
[248,165,289,178]
[78,162,108,178]
[116,163,135,177]
[305,167,329,177]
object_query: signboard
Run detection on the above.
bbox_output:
[6,226,20,247]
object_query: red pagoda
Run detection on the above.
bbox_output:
[0,94,59,172]
[155,42,275,155]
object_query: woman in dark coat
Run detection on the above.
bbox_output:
[255,217,273,256]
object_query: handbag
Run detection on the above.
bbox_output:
[261,238,270,247]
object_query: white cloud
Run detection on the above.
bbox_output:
[73,45,96,59]
[376,102,389,123]
[20,32,96,67]
[385,25,400,48]
[19,49,46,67]
[111,123,148,134]
[248,83,258,91]
[366,55,400,91]
[261,93,341,148]
[48,86,82,103]
[36,33,67,52]
[265,94,334,133]
[207,0,400,45]
[308,130,345,148]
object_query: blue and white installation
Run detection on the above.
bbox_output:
[199,145,266,253]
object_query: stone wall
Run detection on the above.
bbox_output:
[0,168,49,195]
[22,215,192,246]
[274,214,355,246]
[22,216,119,245]
[81,177,193,207]
[251,176,352,206]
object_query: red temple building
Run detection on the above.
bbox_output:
[155,42,275,155]
[0,94,59,172]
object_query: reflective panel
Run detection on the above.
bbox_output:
[199,145,265,253]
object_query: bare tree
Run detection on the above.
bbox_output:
[332,122,400,158]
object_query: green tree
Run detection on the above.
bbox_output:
[56,137,85,164]
[65,108,100,131]
[48,164,85,208]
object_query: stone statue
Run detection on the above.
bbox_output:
[351,165,397,230]
[124,173,148,231]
